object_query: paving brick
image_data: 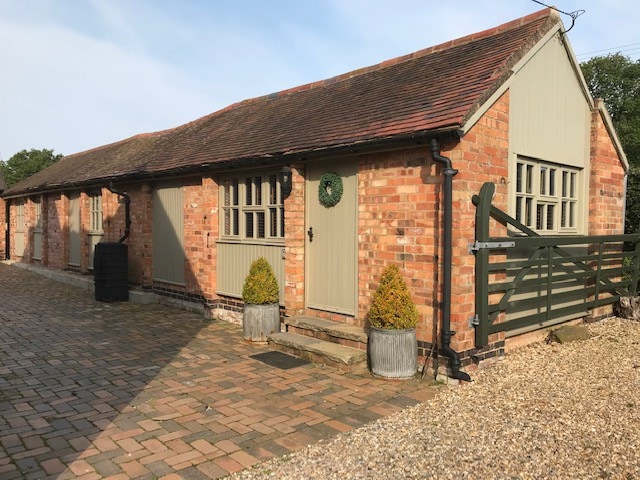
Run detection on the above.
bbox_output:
[119,459,150,477]
[0,263,438,479]
[229,450,260,468]
[141,438,168,454]
[214,456,244,474]
[164,450,203,467]
[116,437,143,453]
[67,459,95,476]
[40,458,66,475]
[191,439,219,455]
[196,461,229,479]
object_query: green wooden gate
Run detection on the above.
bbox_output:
[472,182,640,348]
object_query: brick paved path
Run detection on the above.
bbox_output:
[0,263,437,479]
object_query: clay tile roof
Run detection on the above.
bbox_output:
[5,8,560,196]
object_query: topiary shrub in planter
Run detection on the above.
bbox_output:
[242,257,281,342]
[368,264,419,379]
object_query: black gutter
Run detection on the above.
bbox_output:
[1,128,460,199]
[430,138,472,382]
[107,183,131,243]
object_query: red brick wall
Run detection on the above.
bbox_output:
[356,92,511,363]
[588,103,627,319]
[0,197,5,258]
[284,165,306,316]
[589,106,626,236]
[183,176,218,299]
[358,148,439,339]
[125,183,152,285]
[45,193,67,269]
[447,92,510,357]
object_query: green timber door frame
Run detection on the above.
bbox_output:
[305,159,358,316]
[472,182,640,348]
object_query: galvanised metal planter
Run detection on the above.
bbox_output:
[368,327,417,379]
[243,303,280,342]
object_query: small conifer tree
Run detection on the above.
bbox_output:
[368,264,419,329]
[242,257,279,304]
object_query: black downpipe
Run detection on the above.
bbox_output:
[107,183,131,243]
[430,139,472,382]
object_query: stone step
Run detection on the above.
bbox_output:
[284,316,368,350]
[268,332,368,373]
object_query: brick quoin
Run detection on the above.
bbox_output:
[588,103,627,320]
[589,106,626,237]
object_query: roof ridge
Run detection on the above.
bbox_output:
[69,7,558,156]
[64,130,167,159]
[213,7,557,115]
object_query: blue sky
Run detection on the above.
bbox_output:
[1,0,639,160]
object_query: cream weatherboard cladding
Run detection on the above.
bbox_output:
[152,186,185,285]
[68,193,81,267]
[508,32,591,233]
[216,243,285,303]
[505,32,593,333]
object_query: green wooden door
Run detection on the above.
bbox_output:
[306,159,358,315]
[68,193,81,266]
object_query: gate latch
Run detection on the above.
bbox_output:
[468,314,480,328]
[468,241,515,253]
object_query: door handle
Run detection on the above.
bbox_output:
[307,227,313,242]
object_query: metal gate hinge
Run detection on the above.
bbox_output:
[469,314,480,328]
[468,240,515,253]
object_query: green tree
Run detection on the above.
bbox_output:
[581,54,640,232]
[0,148,62,187]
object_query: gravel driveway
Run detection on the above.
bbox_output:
[231,317,640,479]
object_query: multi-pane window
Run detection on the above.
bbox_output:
[89,192,103,232]
[515,158,580,233]
[221,172,284,241]
[561,171,578,229]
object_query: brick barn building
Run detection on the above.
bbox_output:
[1,9,629,379]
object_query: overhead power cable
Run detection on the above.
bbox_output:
[530,0,585,33]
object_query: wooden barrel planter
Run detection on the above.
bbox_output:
[243,303,280,342]
[368,327,417,379]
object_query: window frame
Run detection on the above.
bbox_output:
[32,196,43,232]
[513,157,582,235]
[89,191,103,233]
[15,199,25,232]
[219,170,285,244]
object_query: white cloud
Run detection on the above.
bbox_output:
[1,0,639,160]
[0,16,212,158]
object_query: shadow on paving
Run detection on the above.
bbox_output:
[0,263,438,479]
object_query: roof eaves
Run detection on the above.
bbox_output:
[1,127,463,198]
